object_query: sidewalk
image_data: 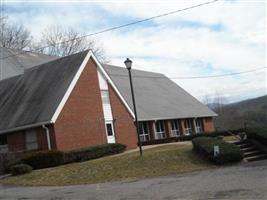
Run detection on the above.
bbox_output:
[119,141,192,155]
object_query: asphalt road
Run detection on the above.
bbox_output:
[0,160,266,200]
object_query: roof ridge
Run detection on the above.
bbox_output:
[24,49,90,73]
[102,63,165,76]
[0,50,90,84]
[0,46,58,59]
[0,73,21,84]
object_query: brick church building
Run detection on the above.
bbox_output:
[0,48,216,152]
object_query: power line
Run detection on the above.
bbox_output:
[170,67,266,79]
[0,0,220,60]
[109,67,266,80]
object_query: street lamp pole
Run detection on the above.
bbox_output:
[124,58,143,156]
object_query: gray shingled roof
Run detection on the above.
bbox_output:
[0,50,89,133]
[0,47,58,80]
[0,50,216,134]
[103,64,217,121]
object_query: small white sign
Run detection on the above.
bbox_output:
[214,145,220,157]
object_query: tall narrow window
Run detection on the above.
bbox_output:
[101,90,110,105]
[195,118,203,133]
[138,122,150,142]
[106,123,114,136]
[184,119,192,135]
[101,90,113,121]
[171,120,180,137]
[154,121,166,139]
[26,129,38,150]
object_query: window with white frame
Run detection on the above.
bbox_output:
[25,129,38,150]
[184,119,192,135]
[154,121,166,139]
[105,123,114,136]
[138,122,150,142]
[171,120,180,137]
[195,118,203,133]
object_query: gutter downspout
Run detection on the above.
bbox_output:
[193,118,197,134]
[42,125,51,150]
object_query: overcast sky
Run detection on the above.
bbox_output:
[3,0,266,103]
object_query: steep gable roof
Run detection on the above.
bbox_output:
[0,50,89,133]
[0,49,216,134]
[103,64,217,121]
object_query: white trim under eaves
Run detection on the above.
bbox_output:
[51,50,134,123]
[51,51,91,123]
[138,115,217,122]
[90,53,135,118]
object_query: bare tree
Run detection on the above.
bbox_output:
[212,91,229,130]
[202,94,211,106]
[0,17,32,50]
[213,91,228,115]
[0,18,108,62]
[33,26,107,62]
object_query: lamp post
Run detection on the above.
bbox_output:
[124,58,143,156]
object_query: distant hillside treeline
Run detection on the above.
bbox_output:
[212,95,267,131]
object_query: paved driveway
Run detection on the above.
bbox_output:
[0,160,266,200]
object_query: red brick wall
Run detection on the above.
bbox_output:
[7,131,25,152]
[54,58,107,151]
[180,119,186,135]
[108,84,138,149]
[203,117,215,132]
[47,125,57,149]
[36,125,57,150]
[165,120,172,138]
[148,121,155,140]
[7,125,56,152]
[36,127,47,150]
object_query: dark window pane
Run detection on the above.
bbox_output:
[138,122,150,141]
[185,119,191,129]
[138,123,143,134]
[172,120,178,130]
[160,121,164,130]
[156,122,160,132]
[171,121,174,130]
[156,121,164,132]
[143,123,148,134]
[106,124,113,136]
[0,134,7,145]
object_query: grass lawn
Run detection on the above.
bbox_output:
[0,144,215,186]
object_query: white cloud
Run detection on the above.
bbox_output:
[96,0,266,102]
[4,0,266,102]
[98,25,265,102]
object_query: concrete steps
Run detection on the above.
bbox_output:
[233,140,267,162]
[243,150,262,157]
[245,154,267,162]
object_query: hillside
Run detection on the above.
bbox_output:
[213,95,267,131]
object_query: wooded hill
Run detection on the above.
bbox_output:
[213,95,267,131]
